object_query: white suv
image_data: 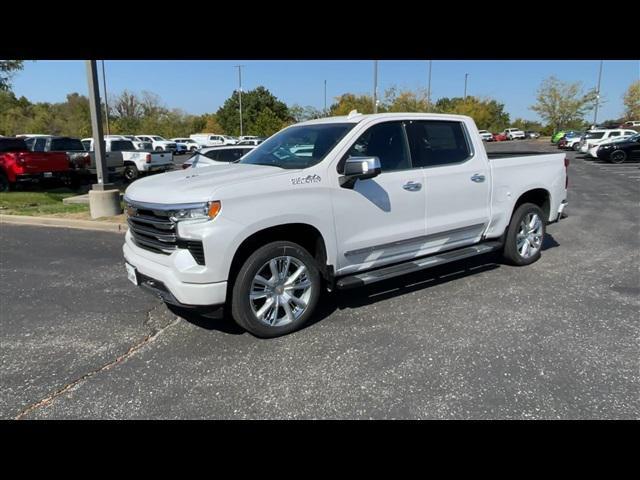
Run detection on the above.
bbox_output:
[503,128,526,140]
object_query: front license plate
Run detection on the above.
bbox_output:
[125,262,138,285]
[43,172,53,178]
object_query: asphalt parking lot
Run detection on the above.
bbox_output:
[1,140,638,419]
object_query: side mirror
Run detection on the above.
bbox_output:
[340,156,381,188]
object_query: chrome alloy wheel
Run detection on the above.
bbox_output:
[249,256,313,327]
[516,213,544,259]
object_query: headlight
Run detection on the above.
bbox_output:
[169,201,221,223]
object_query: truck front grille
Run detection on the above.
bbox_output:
[127,206,205,265]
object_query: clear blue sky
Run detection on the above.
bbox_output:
[10,60,640,122]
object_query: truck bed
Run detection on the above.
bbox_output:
[486,151,556,160]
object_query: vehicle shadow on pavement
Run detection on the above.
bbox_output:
[172,235,561,336]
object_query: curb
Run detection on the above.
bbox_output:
[0,214,128,233]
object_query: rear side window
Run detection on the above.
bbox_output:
[405,120,472,167]
[0,138,29,152]
[33,138,47,151]
[81,140,91,151]
[110,140,135,151]
[609,132,620,138]
[51,138,84,151]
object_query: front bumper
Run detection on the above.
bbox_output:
[123,241,227,306]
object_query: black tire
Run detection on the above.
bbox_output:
[0,172,10,192]
[502,203,546,266]
[231,240,321,338]
[123,164,139,182]
[609,150,627,164]
[155,147,162,152]
[572,142,581,151]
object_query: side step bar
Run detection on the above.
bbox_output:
[335,241,502,290]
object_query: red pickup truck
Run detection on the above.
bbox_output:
[0,137,70,192]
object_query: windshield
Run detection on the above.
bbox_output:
[151,136,165,141]
[238,123,355,169]
[50,138,84,151]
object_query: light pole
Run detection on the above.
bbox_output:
[464,73,469,101]
[427,60,432,108]
[593,60,603,127]
[373,60,378,114]
[101,60,110,135]
[86,60,120,218]
[324,79,327,116]
[234,65,244,137]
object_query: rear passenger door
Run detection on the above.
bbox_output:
[405,120,490,252]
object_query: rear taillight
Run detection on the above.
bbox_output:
[146,154,152,164]
[564,156,570,189]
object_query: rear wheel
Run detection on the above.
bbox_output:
[502,203,546,266]
[609,150,627,164]
[123,164,139,182]
[231,241,321,338]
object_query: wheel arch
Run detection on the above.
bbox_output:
[511,188,551,222]
[227,223,332,289]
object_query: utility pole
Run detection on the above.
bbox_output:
[86,60,120,218]
[101,60,110,135]
[464,73,469,101]
[373,60,378,114]
[427,60,432,108]
[235,65,244,137]
[593,60,603,127]
[324,79,327,116]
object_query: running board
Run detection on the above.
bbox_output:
[335,241,502,290]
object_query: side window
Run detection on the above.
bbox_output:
[405,120,471,167]
[609,132,620,137]
[24,137,35,150]
[203,150,221,161]
[34,138,47,151]
[342,121,411,173]
[82,140,91,151]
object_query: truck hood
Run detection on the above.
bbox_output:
[124,163,294,204]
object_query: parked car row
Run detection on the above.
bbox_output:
[555,127,639,163]
[478,128,540,142]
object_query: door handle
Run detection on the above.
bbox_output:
[403,181,422,191]
[471,174,485,183]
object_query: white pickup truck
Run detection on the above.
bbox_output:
[82,137,174,181]
[123,112,568,338]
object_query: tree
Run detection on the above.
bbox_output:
[0,60,24,92]
[329,93,378,115]
[290,104,324,122]
[216,86,290,136]
[511,118,544,132]
[434,96,510,132]
[622,80,640,121]
[252,107,287,137]
[530,76,598,133]
[383,87,430,112]
[201,114,224,134]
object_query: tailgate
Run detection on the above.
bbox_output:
[18,152,70,173]
[151,152,173,166]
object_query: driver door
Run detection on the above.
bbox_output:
[331,121,427,275]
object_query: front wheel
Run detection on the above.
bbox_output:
[231,241,321,338]
[502,203,546,266]
[0,172,11,192]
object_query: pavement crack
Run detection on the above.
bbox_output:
[14,316,180,420]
